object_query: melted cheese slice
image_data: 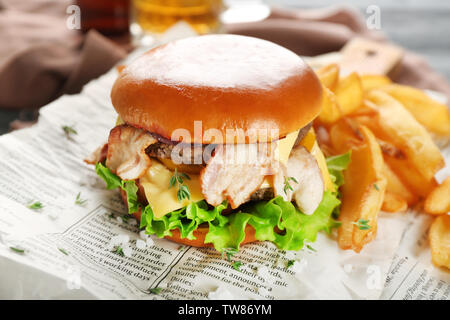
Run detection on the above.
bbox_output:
[277,130,299,165]
[262,129,334,192]
[139,129,334,218]
[140,161,204,218]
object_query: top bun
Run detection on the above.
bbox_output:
[111,35,322,144]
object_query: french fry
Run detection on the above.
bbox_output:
[358,91,444,197]
[316,63,339,91]
[346,100,378,118]
[318,86,342,124]
[383,162,417,205]
[424,177,450,215]
[329,119,362,154]
[361,74,392,92]
[384,156,438,198]
[429,214,450,269]
[378,84,450,136]
[335,72,363,116]
[382,192,408,213]
[337,126,387,252]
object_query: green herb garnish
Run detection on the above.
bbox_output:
[222,247,239,262]
[62,125,77,137]
[169,168,190,186]
[306,244,317,252]
[232,261,243,271]
[287,260,296,268]
[10,247,25,254]
[58,248,69,255]
[121,215,130,224]
[352,219,371,230]
[115,246,124,256]
[74,192,87,206]
[27,201,44,210]
[373,183,380,191]
[283,176,298,195]
[169,169,191,202]
[149,287,162,295]
[177,185,190,202]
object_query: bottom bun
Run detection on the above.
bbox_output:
[120,189,258,248]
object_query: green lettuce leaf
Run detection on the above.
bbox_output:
[95,163,121,189]
[95,163,140,214]
[325,151,352,219]
[95,155,348,253]
[140,200,228,239]
[122,180,140,213]
[204,192,341,252]
[137,191,341,253]
[326,151,352,190]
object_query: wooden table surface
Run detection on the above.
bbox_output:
[1,1,449,134]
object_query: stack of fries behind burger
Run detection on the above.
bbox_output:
[312,62,450,269]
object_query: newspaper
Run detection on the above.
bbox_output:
[0,42,449,301]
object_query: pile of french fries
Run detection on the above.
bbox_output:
[312,64,450,269]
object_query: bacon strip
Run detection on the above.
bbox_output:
[84,143,108,165]
[106,125,156,180]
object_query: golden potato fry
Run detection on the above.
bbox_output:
[376,137,405,159]
[378,84,450,136]
[360,91,444,195]
[338,126,387,252]
[383,162,417,205]
[329,119,363,154]
[335,72,364,116]
[361,74,392,92]
[347,100,378,118]
[384,156,438,198]
[424,177,450,215]
[318,86,342,125]
[316,63,339,90]
[429,214,450,269]
[382,192,408,213]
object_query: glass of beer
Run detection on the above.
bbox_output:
[130,0,224,45]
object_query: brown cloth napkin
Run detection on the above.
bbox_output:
[0,0,127,112]
[0,2,448,126]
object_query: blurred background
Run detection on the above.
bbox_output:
[0,0,449,134]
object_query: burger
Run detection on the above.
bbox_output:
[87,34,346,254]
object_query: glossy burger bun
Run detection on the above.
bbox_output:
[111,34,322,144]
[120,189,256,248]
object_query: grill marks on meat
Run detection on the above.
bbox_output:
[273,146,324,215]
[146,142,210,165]
[200,144,277,208]
[250,187,274,201]
[106,125,157,180]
